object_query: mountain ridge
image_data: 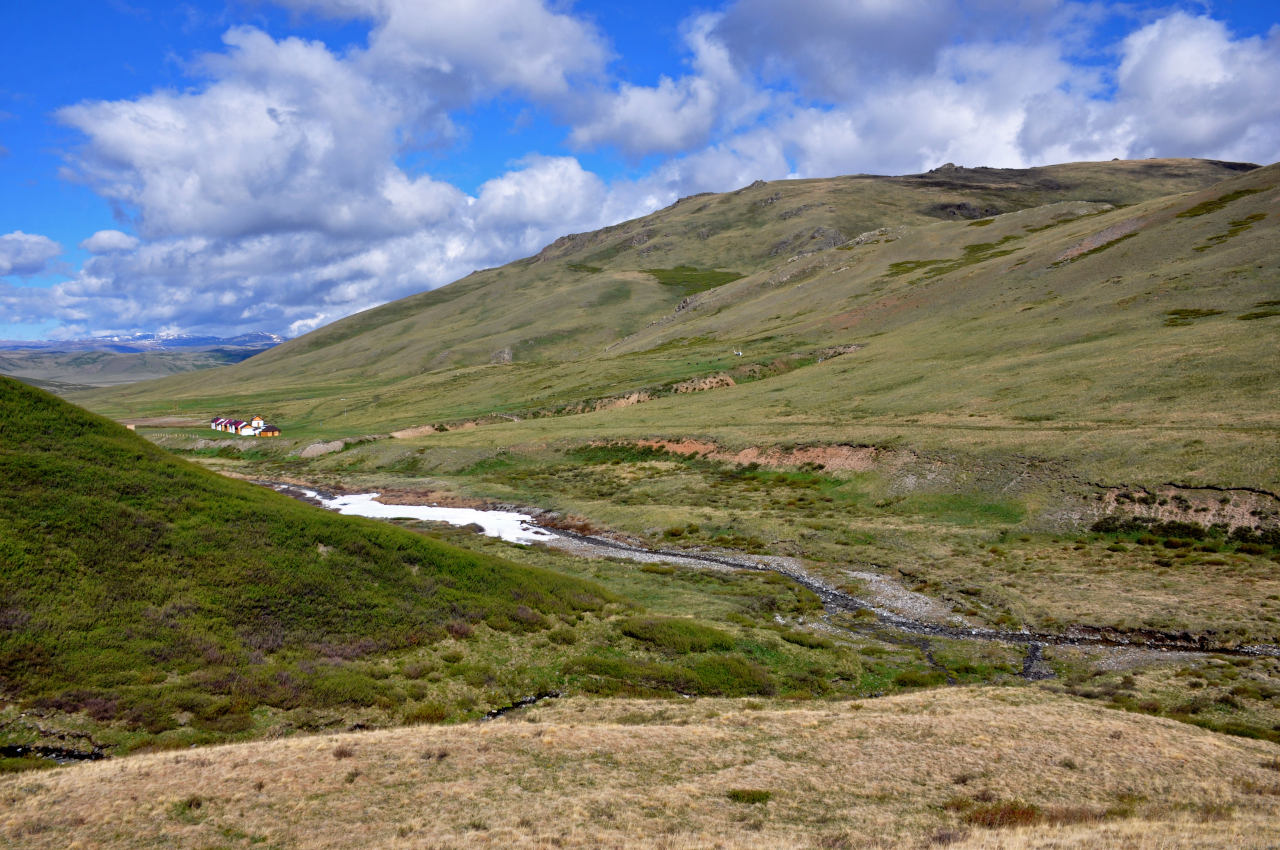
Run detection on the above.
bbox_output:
[0,331,284,353]
[0,333,285,393]
[74,157,1278,488]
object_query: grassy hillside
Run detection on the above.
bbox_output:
[0,377,615,747]
[65,157,1280,667]
[76,158,1274,484]
[8,143,1280,840]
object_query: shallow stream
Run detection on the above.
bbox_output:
[270,482,1279,663]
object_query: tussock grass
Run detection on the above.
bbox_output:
[619,616,736,653]
[1176,188,1264,217]
[5,687,1279,849]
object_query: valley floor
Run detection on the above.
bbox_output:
[5,687,1280,850]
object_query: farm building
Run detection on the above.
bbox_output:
[210,415,281,437]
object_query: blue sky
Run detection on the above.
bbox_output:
[2,0,1278,340]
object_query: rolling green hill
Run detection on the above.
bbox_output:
[63,157,1280,671]
[79,158,1277,491]
[0,376,615,748]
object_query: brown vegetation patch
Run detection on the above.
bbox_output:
[372,489,494,510]
[390,424,438,439]
[828,292,919,331]
[1096,485,1280,530]
[569,391,652,413]
[672,374,736,393]
[1052,215,1148,263]
[299,439,347,458]
[634,438,914,473]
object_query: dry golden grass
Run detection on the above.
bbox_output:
[5,687,1280,849]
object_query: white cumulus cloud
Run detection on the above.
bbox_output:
[0,232,62,276]
[1108,12,1280,162]
[279,0,609,100]
[11,1,1280,341]
[80,230,141,254]
[58,27,450,241]
[569,13,765,157]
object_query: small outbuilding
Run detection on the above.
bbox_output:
[210,415,281,436]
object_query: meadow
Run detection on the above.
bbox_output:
[6,159,1279,844]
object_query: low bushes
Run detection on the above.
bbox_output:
[1090,514,1279,556]
[565,653,775,697]
[619,616,735,653]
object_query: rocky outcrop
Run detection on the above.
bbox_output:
[672,374,735,393]
[299,440,346,459]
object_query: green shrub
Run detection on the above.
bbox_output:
[309,670,388,707]
[685,655,776,696]
[642,266,743,296]
[0,756,57,774]
[727,789,772,804]
[1176,188,1262,217]
[547,627,578,645]
[640,564,676,575]
[402,701,450,725]
[1164,308,1223,326]
[618,616,735,653]
[566,652,774,697]
[894,668,946,689]
[780,630,835,649]
[565,655,697,696]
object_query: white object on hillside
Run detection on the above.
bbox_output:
[298,490,556,544]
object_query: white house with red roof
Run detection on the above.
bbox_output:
[210,415,280,436]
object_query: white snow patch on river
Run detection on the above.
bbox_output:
[298,490,557,544]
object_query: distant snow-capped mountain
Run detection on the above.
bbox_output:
[0,332,285,353]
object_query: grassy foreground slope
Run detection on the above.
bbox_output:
[0,376,613,747]
[5,688,1280,849]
